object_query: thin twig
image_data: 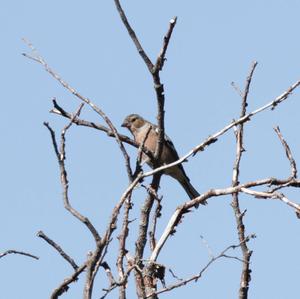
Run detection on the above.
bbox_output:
[44,105,103,299]
[140,77,300,179]
[44,105,101,244]
[147,236,255,298]
[0,249,39,260]
[200,235,215,259]
[37,230,78,270]
[274,126,297,179]
[51,99,156,164]
[51,75,300,184]
[99,265,136,299]
[101,262,116,286]
[153,17,177,72]
[23,40,133,180]
[150,174,300,262]
[168,268,183,281]
[231,81,244,98]
[241,188,300,214]
[151,18,177,166]
[152,17,177,164]
[113,0,154,72]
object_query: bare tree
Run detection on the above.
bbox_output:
[19,1,300,299]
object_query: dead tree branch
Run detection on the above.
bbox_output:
[113,0,153,72]
[37,230,78,270]
[21,2,300,298]
[274,126,297,179]
[0,250,39,260]
[116,196,132,299]
[140,77,300,179]
[43,105,105,299]
[231,61,257,299]
[22,39,133,181]
[149,195,162,252]
[43,105,101,244]
[50,263,87,299]
[150,173,300,262]
[147,236,255,298]
[51,99,137,147]
[113,3,178,297]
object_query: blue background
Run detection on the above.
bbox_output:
[1,1,300,298]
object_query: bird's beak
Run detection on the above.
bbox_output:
[121,120,129,128]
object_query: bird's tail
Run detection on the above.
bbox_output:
[179,178,206,207]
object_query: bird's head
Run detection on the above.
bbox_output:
[121,114,145,132]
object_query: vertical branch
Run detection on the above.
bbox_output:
[113,3,177,298]
[113,1,177,163]
[117,195,132,299]
[83,173,143,299]
[135,174,162,259]
[152,17,177,163]
[153,18,177,73]
[231,61,257,299]
[149,193,162,251]
[134,174,162,299]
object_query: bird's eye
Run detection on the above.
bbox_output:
[131,117,136,122]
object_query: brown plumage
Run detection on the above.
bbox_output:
[122,114,205,206]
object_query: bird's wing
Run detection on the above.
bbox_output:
[153,125,189,179]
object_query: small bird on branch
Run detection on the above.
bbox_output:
[122,114,204,206]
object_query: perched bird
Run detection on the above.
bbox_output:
[122,114,204,205]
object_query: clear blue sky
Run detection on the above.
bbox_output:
[1,1,300,298]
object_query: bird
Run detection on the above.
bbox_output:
[122,114,204,205]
